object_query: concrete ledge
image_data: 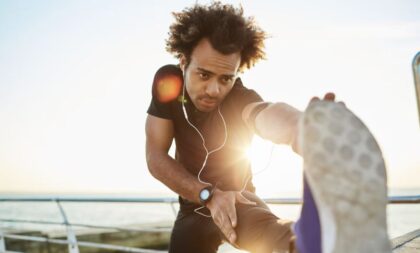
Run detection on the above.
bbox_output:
[392,229,420,252]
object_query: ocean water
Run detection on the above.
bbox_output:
[0,190,419,240]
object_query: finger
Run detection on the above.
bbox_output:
[338,101,346,107]
[310,96,320,103]
[226,202,238,228]
[236,193,257,206]
[221,214,236,243]
[226,228,236,243]
[323,92,335,101]
[213,211,224,228]
[229,232,237,244]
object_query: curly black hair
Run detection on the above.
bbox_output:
[166,2,267,71]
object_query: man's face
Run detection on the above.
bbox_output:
[181,38,241,112]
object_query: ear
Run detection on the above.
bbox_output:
[179,56,187,72]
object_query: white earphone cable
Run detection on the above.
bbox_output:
[181,71,272,217]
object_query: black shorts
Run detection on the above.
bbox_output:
[168,191,294,253]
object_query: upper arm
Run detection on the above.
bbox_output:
[145,115,174,162]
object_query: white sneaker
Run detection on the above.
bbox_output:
[298,100,392,253]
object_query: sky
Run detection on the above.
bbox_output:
[0,0,419,197]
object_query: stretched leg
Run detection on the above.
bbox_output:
[294,100,391,253]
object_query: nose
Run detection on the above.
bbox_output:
[205,81,220,97]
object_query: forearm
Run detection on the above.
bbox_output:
[146,151,208,204]
[255,102,302,154]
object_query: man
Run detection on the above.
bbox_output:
[146,3,391,253]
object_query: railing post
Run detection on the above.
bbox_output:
[413,51,420,127]
[55,200,79,253]
[0,229,6,252]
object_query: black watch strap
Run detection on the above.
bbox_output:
[247,102,270,134]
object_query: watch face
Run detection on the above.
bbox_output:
[200,189,210,200]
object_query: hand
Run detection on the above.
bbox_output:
[206,189,256,244]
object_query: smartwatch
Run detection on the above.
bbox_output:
[199,186,214,206]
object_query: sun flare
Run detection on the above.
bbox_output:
[246,136,304,197]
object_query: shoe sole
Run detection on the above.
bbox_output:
[299,101,392,253]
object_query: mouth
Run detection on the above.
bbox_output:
[198,97,218,109]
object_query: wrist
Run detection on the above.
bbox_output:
[198,185,214,206]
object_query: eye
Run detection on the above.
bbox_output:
[221,76,233,84]
[199,72,209,80]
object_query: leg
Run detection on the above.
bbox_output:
[234,191,295,253]
[169,209,223,253]
[295,100,391,253]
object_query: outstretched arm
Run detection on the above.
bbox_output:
[242,92,339,154]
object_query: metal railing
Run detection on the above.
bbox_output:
[0,196,179,253]
[1,195,419,253]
